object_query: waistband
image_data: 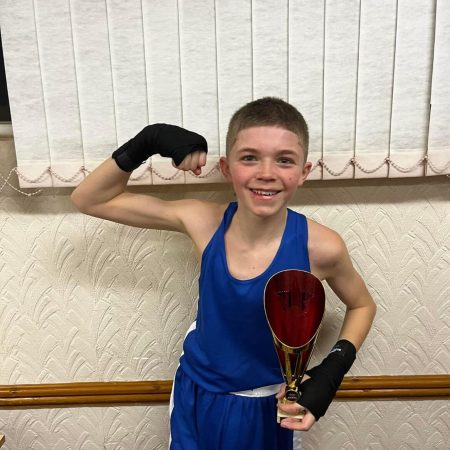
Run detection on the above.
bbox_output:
[230,383,281,397]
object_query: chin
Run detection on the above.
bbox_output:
[249,203,286,218]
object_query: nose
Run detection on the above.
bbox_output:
[257,160,276,180]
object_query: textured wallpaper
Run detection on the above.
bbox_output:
[0,400,449,450]
[1,138,449,449]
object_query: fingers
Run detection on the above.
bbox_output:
[276,377,316,431]
[277,400,305,416]
[198,151,207,170]
[275,383,286,400]
[280,411,316,431]
[277,399,315,431]
[173,151,207,175]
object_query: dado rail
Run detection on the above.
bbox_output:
[1,375,450,407]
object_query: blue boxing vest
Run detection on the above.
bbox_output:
[179,202,310,393]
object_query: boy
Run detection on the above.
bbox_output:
[71,97,376,450]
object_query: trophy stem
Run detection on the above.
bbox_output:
[284,349,293,384]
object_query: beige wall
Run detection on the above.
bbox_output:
[0,138,449,449]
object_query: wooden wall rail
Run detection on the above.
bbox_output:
[1,375,449,407]
[337,375,450,399]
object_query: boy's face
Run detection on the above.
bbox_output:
[220,126,311,218]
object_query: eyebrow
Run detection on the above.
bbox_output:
[236,147,300,156]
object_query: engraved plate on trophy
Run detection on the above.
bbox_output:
[264,269,325,422]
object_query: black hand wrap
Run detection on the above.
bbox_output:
[298,339,356,421]
[112,123,208,172]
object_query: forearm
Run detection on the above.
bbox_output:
[286,289,375,422]
[71,158,131,214]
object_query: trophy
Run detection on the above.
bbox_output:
[264,269,325,422]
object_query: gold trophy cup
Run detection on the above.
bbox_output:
[264,269,325,422]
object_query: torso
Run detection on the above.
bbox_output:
[179,201,313,393]
[224,217,286,280]
[183,200,339,282]
[225,237,282,280]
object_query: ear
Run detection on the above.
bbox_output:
[220,156,232,182]
[298,161,313,187]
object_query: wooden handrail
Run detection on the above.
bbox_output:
[339,374,450,390]
[0,380,172,398]
[0,375,449,407]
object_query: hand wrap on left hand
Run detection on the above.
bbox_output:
[298,339,356,421]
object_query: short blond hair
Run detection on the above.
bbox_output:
[226,97,309,159]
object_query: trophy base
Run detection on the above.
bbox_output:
[277,407,305,423]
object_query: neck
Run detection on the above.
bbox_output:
[230,207,288,245]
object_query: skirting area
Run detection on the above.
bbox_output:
[1,375,449,407]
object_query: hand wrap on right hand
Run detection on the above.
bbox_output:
[112,124,208,172]
[298,339,356,421]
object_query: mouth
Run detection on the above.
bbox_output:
[250,189,280,198]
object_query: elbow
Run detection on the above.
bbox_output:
[368,296,377,324]
[369,293,377,314]
[370,303,377,324]
[71,188,92,215]
[70,188,82,211]
[71,187,113,219]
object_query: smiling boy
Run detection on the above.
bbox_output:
[71,97,376,450]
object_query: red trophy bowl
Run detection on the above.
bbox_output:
[264,269,325,422]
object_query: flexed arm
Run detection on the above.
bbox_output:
[71,124,207,232]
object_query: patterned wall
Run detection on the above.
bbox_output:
[1,138,449,449]
[0,400,449,450]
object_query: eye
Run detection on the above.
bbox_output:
[241,154,257,161]
[278,157,295,165]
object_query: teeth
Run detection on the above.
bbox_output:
[252,189,277,196]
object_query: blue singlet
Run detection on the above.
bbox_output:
[170,202,310,450]
[180,202,310,393]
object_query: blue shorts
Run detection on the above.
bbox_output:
[169,367,293,450]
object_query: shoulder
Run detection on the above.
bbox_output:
[307,218,349,280]
[180,200,228,255]
[175,198,226,229]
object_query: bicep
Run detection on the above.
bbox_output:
[324,236,372,309]
[328,265,372,310]
[71,159,198,232]
[81,193,191,232]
